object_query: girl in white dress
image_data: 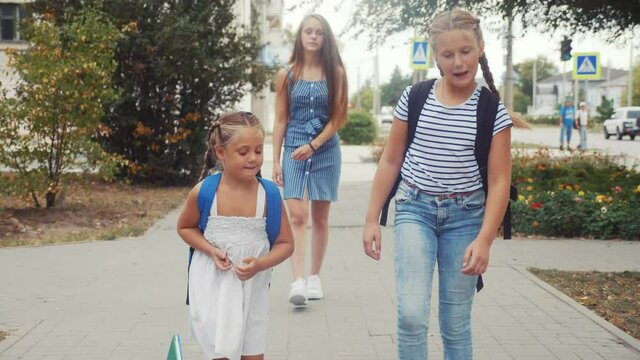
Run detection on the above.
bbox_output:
[177,111,294,360]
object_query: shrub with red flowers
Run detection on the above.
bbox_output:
[512,147,640,240]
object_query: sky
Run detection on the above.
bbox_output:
[281,0,638,95]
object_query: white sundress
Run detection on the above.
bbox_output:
[188,185,272,360]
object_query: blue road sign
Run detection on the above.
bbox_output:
[573,52,601,80]
[410,39,429,70]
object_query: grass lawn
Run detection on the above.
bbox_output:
[530,268,640,341]
[0,174,190,247]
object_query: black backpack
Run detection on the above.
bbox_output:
[379,79,517,291]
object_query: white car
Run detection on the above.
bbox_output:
[377,106,393,127]
[603,106,640,140]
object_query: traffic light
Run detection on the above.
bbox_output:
[560,38,572,61]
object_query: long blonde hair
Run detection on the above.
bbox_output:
[429,9,530,129]
[284,14,348,128]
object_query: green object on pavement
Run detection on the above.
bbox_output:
[166,335,183,360]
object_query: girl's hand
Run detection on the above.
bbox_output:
[234,257,262,281]
[461,240,490,275]
[291,144,314,161]
[273,163,283,186]
[209,247,232,271]
[363,222,382,260]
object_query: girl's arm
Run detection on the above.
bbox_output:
[234,201,294,280]
[272,68,289,186]
[461,127,512,275]
[291,66,346,161]
[176,184,231,270]
[362,117,408,260]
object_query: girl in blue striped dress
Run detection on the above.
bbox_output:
[273,14,348,306]
[362,9,528,360]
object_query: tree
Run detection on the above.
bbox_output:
[512,86,530,115]
[31,0,273,184]
[348,0,640,43]
[513,55,558,113]
[621,59,640,107]
[595,96,614,123]
[381,66,412,107]
[350,81,374,113]
[0,8,120,208]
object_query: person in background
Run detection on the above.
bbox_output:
[576,101,589,150]
[272,14,348,306]
[559,99,576,151]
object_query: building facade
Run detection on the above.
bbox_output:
[532,66,629,116]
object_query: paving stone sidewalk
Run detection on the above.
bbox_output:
[1,165,640,359]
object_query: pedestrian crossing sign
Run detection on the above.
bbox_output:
[410,38,430,70]
[573,52,601,80]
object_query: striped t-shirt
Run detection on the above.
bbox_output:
[393,82,512,194]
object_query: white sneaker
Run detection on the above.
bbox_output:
[288,279,307,306]
[306,275,323,300]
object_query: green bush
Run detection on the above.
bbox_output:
[339,112,377,145]
[512,147,640,239]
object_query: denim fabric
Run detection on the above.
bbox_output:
[579,126,588,149]
[393,181,485,360]
[559,124,573,146]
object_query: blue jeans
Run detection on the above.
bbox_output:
[559,124,573,146]
[393,181,485,360]
[578,126,588,149]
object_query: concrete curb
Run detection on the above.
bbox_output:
[512,265,640,353]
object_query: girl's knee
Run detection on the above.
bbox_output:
[289,209,308,227]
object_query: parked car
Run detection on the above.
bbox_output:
[603,107,640,140]
[377,106,393,127]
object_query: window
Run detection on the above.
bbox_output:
[628,111,640,119]
[0,4,21,41]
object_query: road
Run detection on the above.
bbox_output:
[512,125,640,160]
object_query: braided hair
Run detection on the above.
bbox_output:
[197,111,265,181]
[429,9,530,129]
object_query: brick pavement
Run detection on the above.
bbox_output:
[1,155,640,359]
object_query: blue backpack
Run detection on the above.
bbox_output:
[186,172,282,304]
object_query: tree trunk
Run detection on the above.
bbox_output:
[45,191,57,208]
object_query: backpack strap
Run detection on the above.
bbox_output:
[186,172,222,305]
[257,177,282,248]
[474,86,516,240]
[474,87,499,293]
[379,79,436,226]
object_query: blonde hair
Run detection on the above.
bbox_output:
[429,9,530,129]
[198,111,265,181]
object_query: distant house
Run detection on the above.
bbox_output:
[0,1,29,96]
[531,66,628,116]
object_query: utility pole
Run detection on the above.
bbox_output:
[504,16,514,109]
[373,46,380,121]
[532,59,537,114]
[629,41,634,106]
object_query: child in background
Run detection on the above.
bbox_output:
[177,111,293,360]
[362,9,528,360]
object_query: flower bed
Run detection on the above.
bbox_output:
[512,147,640,239]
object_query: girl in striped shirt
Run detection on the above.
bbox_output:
[363,9,528,360]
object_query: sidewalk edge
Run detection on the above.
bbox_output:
[511,265,640,354]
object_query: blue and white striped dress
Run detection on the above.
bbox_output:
[393,82,512,194]
[282,66,341,201]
